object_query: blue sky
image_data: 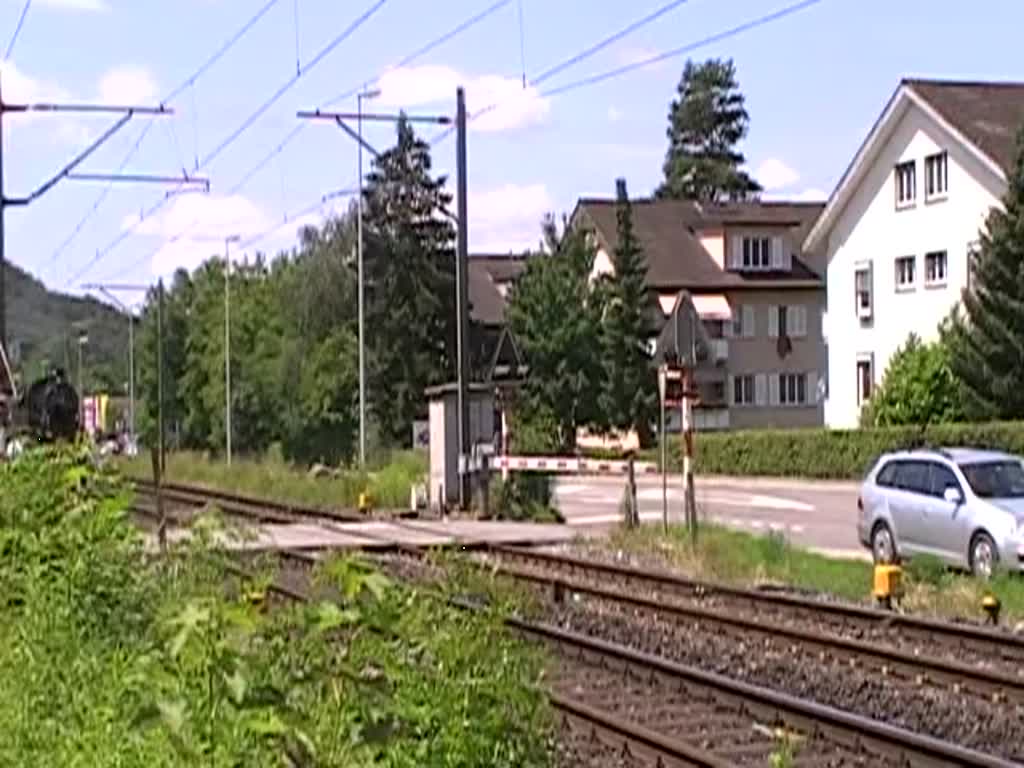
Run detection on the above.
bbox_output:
[1,0,1021,299]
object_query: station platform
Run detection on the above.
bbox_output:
[148,518,581,553]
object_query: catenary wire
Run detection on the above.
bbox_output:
[70,0,390,287]
[50,0,287,273]
[4,0,32,60]
[96,0,512,282]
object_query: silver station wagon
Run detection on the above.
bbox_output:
[858,447,1024,577]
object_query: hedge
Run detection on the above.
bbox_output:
[636,421,1024,480]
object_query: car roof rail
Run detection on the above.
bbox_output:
[903,437,952,459]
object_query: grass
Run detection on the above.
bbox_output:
[602,524,1024,625]
[118,448,427,510]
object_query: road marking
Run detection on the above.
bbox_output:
[634,488,815,512]
[554,484,590,496]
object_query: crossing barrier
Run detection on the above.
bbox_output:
[492,455,660,475]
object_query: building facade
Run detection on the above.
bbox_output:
[804,79,1024,428]
[573,198,827,431]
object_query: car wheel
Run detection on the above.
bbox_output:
[871,522,897,564]
[969,532,999,579]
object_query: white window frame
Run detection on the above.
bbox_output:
[741,236,773,270]
[854,262,872,319]
[777,372,808,406]
[732,374,755,406]
[732,305,756,338]
[895,160,916,208]
[894,255,916,292]
[924,250,948,287]
[967,240,981,291]
[924,151,948,201]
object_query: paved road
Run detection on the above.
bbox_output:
[554,474,864,557]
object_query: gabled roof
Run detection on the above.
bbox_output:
[470,253,530,283]
[804,78,1024,253]
[467,260,508,327]
[573,197,824,291]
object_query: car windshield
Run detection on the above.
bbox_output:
[959,460,1024,499]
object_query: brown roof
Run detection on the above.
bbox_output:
[574,198,824,291]
[906,78,1024,172]
[467,260,508,327]
[470,253,531,283]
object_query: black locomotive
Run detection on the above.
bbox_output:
[23,368,80,443]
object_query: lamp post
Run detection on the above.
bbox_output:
[356,87,380,467]
[77,330,88,433]
[224,233,241,465]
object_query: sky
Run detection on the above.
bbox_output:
[1,0,1022,302]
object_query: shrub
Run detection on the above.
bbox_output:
[640,420,1024,479]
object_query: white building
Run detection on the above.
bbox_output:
[805,79,1024,428]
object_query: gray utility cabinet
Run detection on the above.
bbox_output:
[426,382,495,511]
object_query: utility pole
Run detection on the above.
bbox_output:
[157,279,166,475]
[0,78,204,362]
[296,99,454,465]
[224,234,240,465]
[77,331,87,431]
[454,86,471,509]
[356,88,380,467]
[84,285,137,438]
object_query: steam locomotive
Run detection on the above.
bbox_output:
[0,344,81,450]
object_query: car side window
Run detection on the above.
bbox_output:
[894,460,930,495]
[876,461,898,487]
[928,462,961,498]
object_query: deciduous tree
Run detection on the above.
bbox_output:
[860,332,963,427]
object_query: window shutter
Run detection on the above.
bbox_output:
[768,305,779,338]
[808,371,818,404]
[729,236,742,269]
[771,237,785,270]
[726,374,735,406]
[742,305,755,338]
[792,306,807,338]
[754,374,767,406]
[769,374,781,406]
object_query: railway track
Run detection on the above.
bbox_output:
[243,549,1019,767]
[482,544,1024,677]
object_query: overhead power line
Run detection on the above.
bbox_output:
[99,0,511,282]
[431,0,827,145]
[51,0,287,273]
[76,0,390,286]
[541,0,827,98]
[5,0,33,60]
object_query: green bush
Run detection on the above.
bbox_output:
[639,421,1024,480]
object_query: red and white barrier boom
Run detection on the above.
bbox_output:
[492,455,659,475]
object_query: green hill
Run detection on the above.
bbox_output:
[7,261,131,395]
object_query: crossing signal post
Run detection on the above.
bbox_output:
[658,359,699,541]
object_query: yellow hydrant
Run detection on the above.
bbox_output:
[358,491,372,515]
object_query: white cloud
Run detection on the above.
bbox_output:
[607,106,622,123]
[756,158,800,191]
[761,187,827,202]
[469,183,553,252]
[615,46,665,73]
[374,65,549,133]
[98,66,160,106]
[33,0,109,10]
[0,59,68,108]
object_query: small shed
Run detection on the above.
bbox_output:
[425,382,495,511]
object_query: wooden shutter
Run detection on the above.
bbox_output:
[769,374,781,406]
[771,237,785,270]
[743,305,756,338]
[726,374,735,406]
[729,236,743,269]
[768,305,779,338]
[807,371,818,404]
[754,374,767,406]
[791,306,807,338]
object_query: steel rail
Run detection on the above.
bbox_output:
[488,544,1024,656]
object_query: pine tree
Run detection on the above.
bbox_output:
[944,125,1024,420]
[656,58,761,202]
[599,178,656,444]
[362,117,458,445]
[506,216,604,451]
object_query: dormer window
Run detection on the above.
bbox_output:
[742,237,772,269]
[730,235,788,272]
